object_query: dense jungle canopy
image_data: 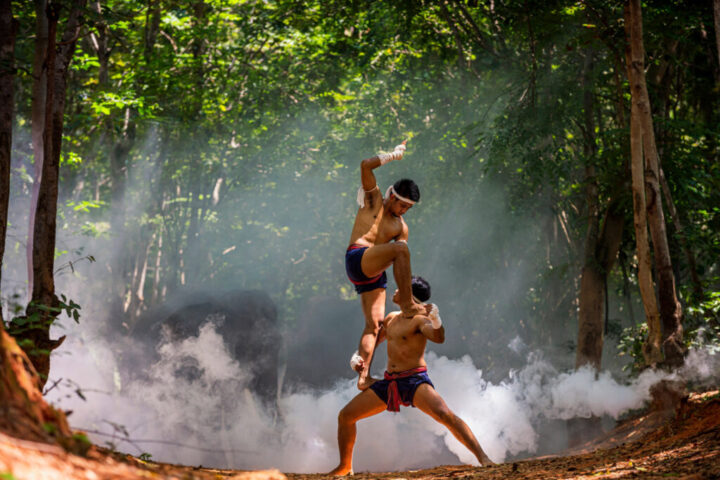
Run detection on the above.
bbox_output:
[1,0,719,395]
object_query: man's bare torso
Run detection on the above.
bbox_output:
[383,311,428,372]
[348,188,404,247]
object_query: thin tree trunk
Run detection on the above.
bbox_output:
[27,0,48,300]
[151,229,162,305]
[659,168,703,300]
[618,250,636,325]
[0,0,16,325]
[16,0,88,385]
[650,37,703,302]
[576,50,603,371]
[626,0,685,368]
[624,1,663,367]
[134,233,152,311]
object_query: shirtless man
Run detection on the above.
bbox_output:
[329,277,495,476]
[345,141,425,390]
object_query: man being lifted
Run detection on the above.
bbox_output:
[345,140,425,390]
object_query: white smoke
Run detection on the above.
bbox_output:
[46,318,718,473]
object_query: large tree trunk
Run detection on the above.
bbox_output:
[625,0,685,369]
[624,2,663,367]
[0,0,16,324]
[570,49,626,448]
[26,0,49,301]
[12,0,88,385]
[0,325,89,453]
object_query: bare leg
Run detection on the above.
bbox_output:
[360,242,423,317]
[413,384,496,466]
[328,389,387,476]
[356,288,385,390]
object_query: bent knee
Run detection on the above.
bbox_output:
[393,241,409,257]
[362,325,381,336]
[338,408,355,425]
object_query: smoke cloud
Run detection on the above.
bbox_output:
[47,316,719,473]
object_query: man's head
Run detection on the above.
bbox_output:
[392,275,431,305]
[387,178,420,217]
[411,275,431,302]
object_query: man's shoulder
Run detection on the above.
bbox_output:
[384,310,401,324]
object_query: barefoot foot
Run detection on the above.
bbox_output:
[328,465,354,476]
[480,454,497,466]
[400,302,424,318]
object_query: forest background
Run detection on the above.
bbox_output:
[0,0,719,468]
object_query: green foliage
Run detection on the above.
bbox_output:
[685,290,720,354]
[72,432,93,451]
[618,323,648,375]
[618,289,720,375]
[5,0,719,376]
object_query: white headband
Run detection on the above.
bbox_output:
[385,185,416,205]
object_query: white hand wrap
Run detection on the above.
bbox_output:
[350,351,363,371]
[428,303,442,329]
[378,143,406,165]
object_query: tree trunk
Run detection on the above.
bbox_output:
[0,325,88,453]
[13,0,88,385]
[0,0,16,324]
[624,1,663,367]
[650,37,703,302]
[626,0,685,369]
[576,50,603,372]
[659,168,703,300]
[570,49,626,448]
[26,0,48,301]
[0,5,78,451]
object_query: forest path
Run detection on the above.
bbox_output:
[1,390,718,480]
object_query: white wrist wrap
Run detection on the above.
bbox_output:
[378,143,406,165]
[350,351,363,371]
[428,303,442,329]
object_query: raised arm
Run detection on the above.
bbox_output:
[360,141,407,193]
[360,156,383,193]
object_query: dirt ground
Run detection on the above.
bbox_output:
[1,390,719,480]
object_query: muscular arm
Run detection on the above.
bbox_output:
[397,220,409,242]
[360,156,382,192]
[360,141,406,195]
[419,316,445,344]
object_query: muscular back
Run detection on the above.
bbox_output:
[348,188,406,247]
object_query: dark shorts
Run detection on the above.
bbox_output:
[370,370,434,410]
[345,245,387,294]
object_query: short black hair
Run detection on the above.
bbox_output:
[393,178,420,203]
[411,275,431,302]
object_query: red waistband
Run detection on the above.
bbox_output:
[384,366,427,380]
[384,366,428,412]
[347,243,368,251]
